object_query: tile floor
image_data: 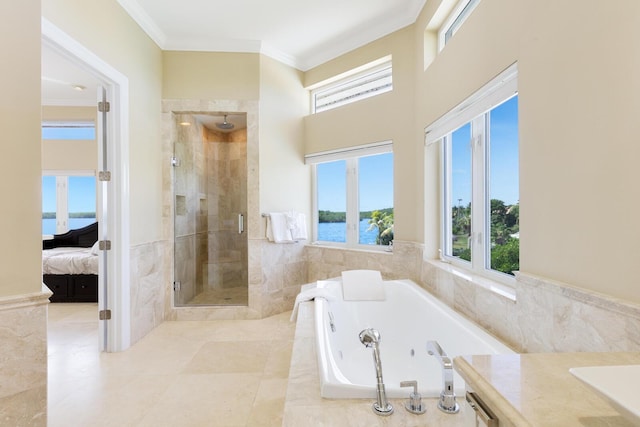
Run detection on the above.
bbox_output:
[47,303,295,427]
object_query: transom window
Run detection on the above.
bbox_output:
[310,57,393,114]
[426,64,518,281]
[42,121,95,140]
[438,0,481,50]
[306,142,394,248]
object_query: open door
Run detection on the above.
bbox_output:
[96,86,109,351]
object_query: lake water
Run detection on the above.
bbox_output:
[318,219,379,245]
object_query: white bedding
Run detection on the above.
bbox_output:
[42,247,99,275]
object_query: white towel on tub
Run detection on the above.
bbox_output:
[290,283,335,322]
[341,269,386,301]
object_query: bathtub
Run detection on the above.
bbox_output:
[314,278,514,399]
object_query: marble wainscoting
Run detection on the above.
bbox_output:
[305,240,422,283]
[420,259,640,353]
[258,240,307,318]
[0,287,50,426]
[130,240,167,345]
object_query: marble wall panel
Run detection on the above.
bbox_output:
[130,241,166,344]
[0,290,49,426]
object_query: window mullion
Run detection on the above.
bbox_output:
[56,176,69,234]
[346,159,359,246]
[470,116,486,272]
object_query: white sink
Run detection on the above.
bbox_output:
[569,365,640,424]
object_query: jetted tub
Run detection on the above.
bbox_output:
[314,278,515,398]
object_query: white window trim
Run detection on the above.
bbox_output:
[427,64,518,286]
[306,141,393,249]
[309,56,393,114]
[438,0,481,51]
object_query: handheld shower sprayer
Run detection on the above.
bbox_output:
[359,328,394,416]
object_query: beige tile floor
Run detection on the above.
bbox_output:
[47,303,295,427]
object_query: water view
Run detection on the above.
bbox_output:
[318,218,379,245]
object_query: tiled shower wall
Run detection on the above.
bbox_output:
[204,127,248,292]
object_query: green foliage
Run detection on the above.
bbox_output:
[450,199,519,275]
[318,210,346,222]
[366,210,394,246]
[491,238,519,275]
[42,212,96,219]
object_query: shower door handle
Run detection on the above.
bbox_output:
[238,213,244,234]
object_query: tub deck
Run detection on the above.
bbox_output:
[282,300,471,426]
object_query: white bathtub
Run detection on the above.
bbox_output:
[314,278,514,399]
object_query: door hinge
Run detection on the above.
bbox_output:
[98,171,111,181]
[99,309,111,320]
[99,240,112,250]
[98,101,111,112]
[171,156,181,167]
[173,281,181,291]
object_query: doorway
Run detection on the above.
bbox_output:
[42,18,130,352]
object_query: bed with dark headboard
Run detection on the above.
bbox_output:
[43,222,99,302]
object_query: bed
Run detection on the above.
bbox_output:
[43,222,99,302]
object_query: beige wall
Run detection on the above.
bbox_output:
[42,106,97,171]
[303,26,420,243]
[414,0,640,303]
[258,55,309,223]
[163,51,260,101]
[0,0,42,297]
[43,0,163,245]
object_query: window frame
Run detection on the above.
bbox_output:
[438,0,481,51]
[306,141,394,249]
[42,170,96,235]
[426,64,518,285]
[309,56,393,114]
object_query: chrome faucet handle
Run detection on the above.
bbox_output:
[400,380,426,415]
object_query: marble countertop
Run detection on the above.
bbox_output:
[454,352,640,427]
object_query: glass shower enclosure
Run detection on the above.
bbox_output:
[172,112,248,306]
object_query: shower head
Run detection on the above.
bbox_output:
[215,114,234,130]
[359,328,381,348]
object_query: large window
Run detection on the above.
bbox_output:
[42,173,96,235]
[310,57,393,114]
[307,143,393,248]
[427,64,518,281]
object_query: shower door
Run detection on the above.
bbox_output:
[173,112,248,306]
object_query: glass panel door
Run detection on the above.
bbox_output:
[173,113,248,306]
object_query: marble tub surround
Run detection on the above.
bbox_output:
[420,259,640,353]
[305,240,423,284]
[283,300,471,426]
[454,352,640,427]
[0,288,50,426]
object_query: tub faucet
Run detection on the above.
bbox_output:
[359,328,394,416]
[427,340,459,414]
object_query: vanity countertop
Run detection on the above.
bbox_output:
[453,352,640,427]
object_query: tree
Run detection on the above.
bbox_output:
[367,210,394,245]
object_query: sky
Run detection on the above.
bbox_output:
[42,175,96,213]
[452,95,519,207]
[317,152,393,212]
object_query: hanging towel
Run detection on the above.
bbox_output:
[266,212,294,243]
[288,211,308,241]
[290,283,336,321]
[341,269,386,301]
